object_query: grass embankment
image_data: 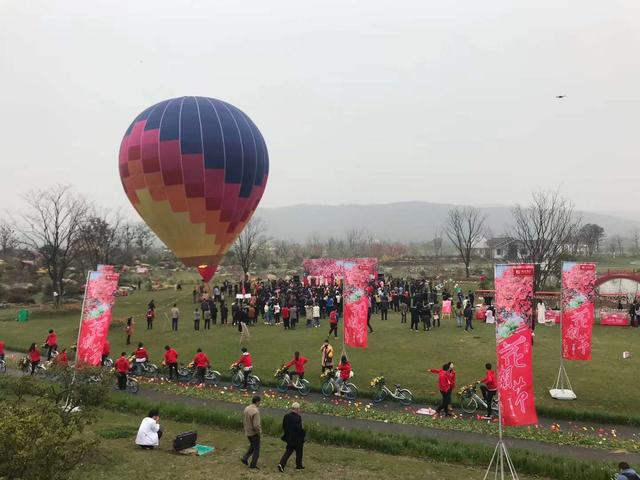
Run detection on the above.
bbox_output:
[104,394,614,480]
[1,288,638,423]
[140,380,640,453]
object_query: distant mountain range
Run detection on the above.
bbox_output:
[256,202,640,242]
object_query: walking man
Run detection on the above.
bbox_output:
[277,402,305,472]
[328,309,338,338]
[170,304,180,331]
[464,303,474,331]
[242,395,262,469]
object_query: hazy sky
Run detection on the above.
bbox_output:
[1,0,638,219]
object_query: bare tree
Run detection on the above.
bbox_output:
[632,229,640,257]
[432,229,443,257]
[77,210,122,271]
[345,229,365,256]
[0,219,18,256]
[133,223,154,256]
[578,224,605,256]
[445,207,487,278]
[231,217,268,276]
[510,191,582,291]
[119,222,137,264]
[21,186,88,306]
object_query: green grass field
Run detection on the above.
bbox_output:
[75,409,548,480]
[1,289,637,416]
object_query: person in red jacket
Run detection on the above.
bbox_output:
[28,342,41,375]
[282,305,291,330]
[0,339,5,361]
[336,355,352,395]
[102,340,111,366]
[285,351,308,382]
[328,309,338,338]
[115,352,131,390]
[55,348,69,366]
[429,362,454,416]
[193,348,210,385]
[233,347,253,390]
[134,342,149,375]
[45,329,58,360]
[479,362,498,418]
[163,345,179,380]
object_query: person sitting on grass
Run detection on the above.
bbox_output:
[616,462,640,480]
[135,408,162,449]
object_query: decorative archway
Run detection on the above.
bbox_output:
[595,270,640,288]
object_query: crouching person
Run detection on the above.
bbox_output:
[135,409,162,449]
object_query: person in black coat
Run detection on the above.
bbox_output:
[277,402,305,472]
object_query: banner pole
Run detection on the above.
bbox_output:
[74,271,92,363]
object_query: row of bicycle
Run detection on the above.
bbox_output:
[5,355,496,414]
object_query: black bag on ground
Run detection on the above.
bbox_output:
[173,431,197,451]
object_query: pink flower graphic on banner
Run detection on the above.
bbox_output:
[77,269,119,366]
[562,263,596,309]
[494,264,537,426]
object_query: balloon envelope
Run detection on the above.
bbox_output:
[119,96,269,271]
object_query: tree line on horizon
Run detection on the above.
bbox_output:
[1,186,639,305]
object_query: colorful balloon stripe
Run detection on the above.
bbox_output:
[119,97,269,270]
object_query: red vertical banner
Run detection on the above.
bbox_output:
[302,258,377,348]
[562,262,596,361]
[494,264,538,426]
[76,268,119,366]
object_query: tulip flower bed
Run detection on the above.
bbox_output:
[142,378,640,453]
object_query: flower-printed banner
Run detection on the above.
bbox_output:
[303,258,377,347]
[562,262,596,361]
[495,264,538,427]
[76,267,119,366]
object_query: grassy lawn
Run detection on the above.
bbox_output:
[1,288,638,417]
[77,409,547,480]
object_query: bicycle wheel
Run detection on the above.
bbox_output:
[127,378,139,394]
[372,387,387,403]
[276,378,288,393]
[460,395,478,414]
[398,388,413,405]
[344,383,358,401]
[205,370,221,386]
[231,372,243,387]
[321,381,334,397]
[103,358,114,368]
[0,361,6,374]
[249,376,261,392]
[298,379,311,396]
[145,363,158,376]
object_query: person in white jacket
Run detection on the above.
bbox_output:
[135,409,162,449]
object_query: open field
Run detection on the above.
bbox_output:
[1,288,638,417]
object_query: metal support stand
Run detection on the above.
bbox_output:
[549,290,576,400]
[483,405,519,480]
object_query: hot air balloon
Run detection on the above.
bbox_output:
[118,97,269,282]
